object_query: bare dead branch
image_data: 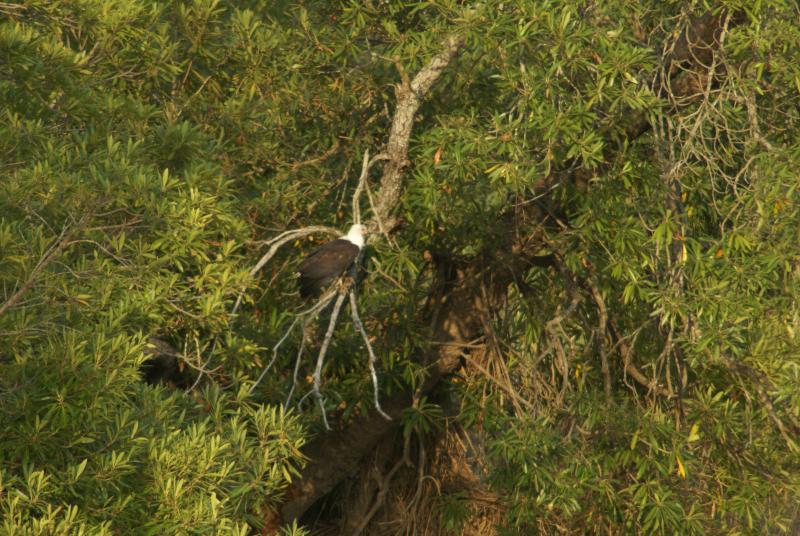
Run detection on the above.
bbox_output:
[250,36,464,412]
[239,149,392,413]
[226,225,342,320]
[284,326,309,410]
[351,150,392,234]
[249,288,338,395]
[349,290,391,421]
[249,226,341,278]
[280,276,467,523]
[250,316,300,394]
[746,92,775,152]
[282,289,339,406]
[312,292,348,430]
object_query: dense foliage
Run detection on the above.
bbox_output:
[1,0,798,534]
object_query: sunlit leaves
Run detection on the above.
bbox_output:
[2,0,800,534]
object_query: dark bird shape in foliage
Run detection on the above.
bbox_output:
[297,224,365,298]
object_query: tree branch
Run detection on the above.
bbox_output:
[349,289,391,421]
[248,226,341,279]
[249,289,338,395]
[311,291,348,431]
[588,281,612,405]
[369,35,465,232]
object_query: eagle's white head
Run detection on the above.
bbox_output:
[343,224,366,248]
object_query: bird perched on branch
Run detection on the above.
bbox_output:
[297,224,366,298]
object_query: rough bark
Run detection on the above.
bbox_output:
[370,35,465,233]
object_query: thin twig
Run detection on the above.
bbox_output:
[249,289,338,395]
[284,326,309,410]
[351,149,394,244]
[249,316,300,394]
[461,352,535,411]
[182,336,223,376]
[0,217,85,318]
[352,149,371,225]
[281,289,339,405]
[588,281,612,404]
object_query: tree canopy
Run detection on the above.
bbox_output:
[1,0,799,534]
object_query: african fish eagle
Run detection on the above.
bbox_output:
[297,224,365,298]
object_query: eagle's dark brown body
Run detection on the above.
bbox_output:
[297,238,360,298]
